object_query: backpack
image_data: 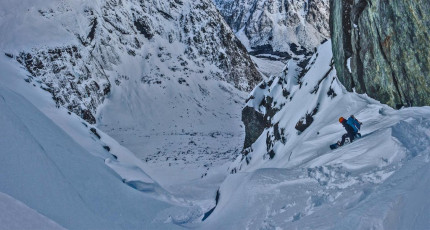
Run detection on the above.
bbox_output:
[347,116,361,133]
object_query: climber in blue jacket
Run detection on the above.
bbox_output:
[337,115,362,146]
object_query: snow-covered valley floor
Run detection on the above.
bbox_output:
[93,54,289,211]
[97,126,243,185]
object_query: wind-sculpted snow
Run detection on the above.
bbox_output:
[232,40,430,174]
[0,0,261,227]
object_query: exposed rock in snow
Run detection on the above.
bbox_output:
[2,0,261,124]
[237,40,338,171]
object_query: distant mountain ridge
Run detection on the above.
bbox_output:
[213,0,330,59]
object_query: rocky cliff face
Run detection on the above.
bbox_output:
[6,0,261,124]
[213,0,330,58]
[330,0,430,108]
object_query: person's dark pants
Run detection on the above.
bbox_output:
[339,133,355,146]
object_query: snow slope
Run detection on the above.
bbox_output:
[0,192,65,230]
[0,53,203,229]
[199,41,430,229]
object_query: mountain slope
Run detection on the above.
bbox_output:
[199,41,430,229]
[1,0,261,124]
[0,0,262,188]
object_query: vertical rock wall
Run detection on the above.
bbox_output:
[330,0,430,108]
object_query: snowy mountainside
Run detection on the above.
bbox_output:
[1,0,261,124]
[0,0,262,187]
[235,40,338,171]
[199,41,430,229]
[2,48,237,229]
[213,0,330,59]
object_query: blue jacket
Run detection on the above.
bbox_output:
[346,116,361,133]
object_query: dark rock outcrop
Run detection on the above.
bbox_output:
[242,106,265,150]
[330,0,430,108]
[16,46,108,124]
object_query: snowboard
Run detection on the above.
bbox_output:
[330,133,362,150]
[330,142,340,150]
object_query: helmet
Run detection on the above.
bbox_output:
[339,117,345,123]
